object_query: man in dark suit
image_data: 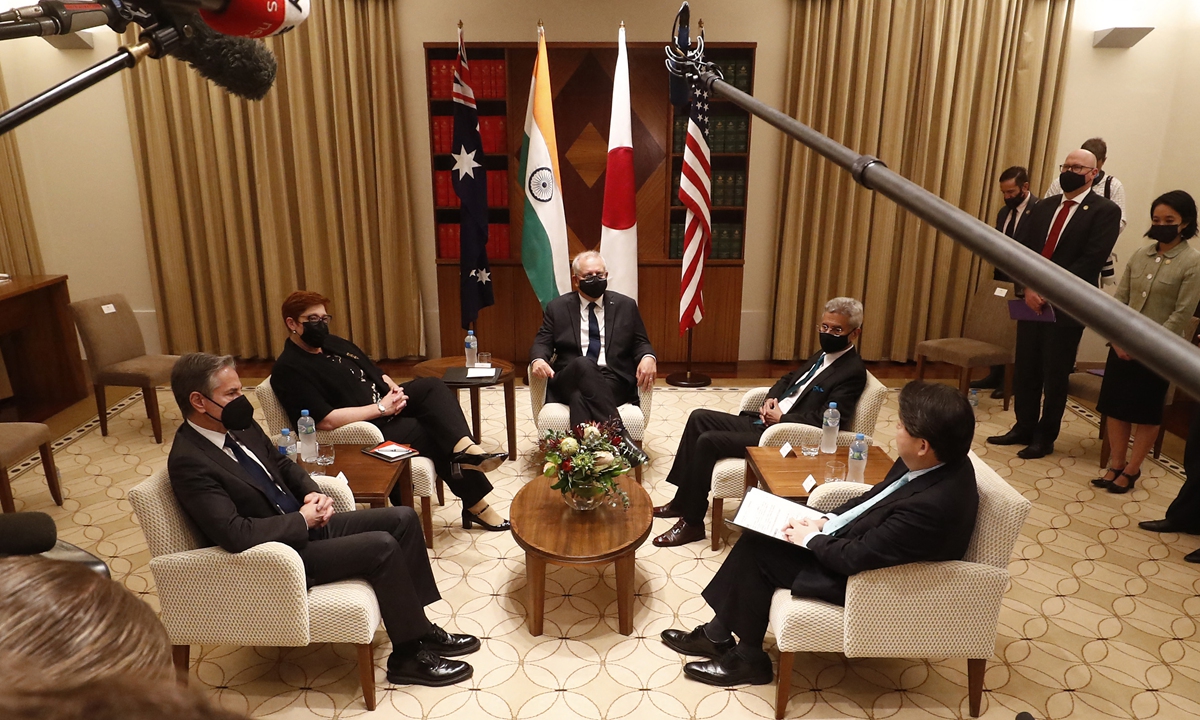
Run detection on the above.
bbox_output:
[529,250,655,463]
[166,353,479,687]
[988,149,1122,459]
[651,298,869,547]
[973,165,1040,397]
[1138,407,1200,562]
[661,382,979,686]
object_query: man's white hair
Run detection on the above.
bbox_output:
[571,250,606,276]
[824,297,864,330]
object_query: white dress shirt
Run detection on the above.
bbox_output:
[798,462,945,548]
[1046,172,1127,232]
[188,419,271,475]
[778,345,853,415]
[1002,192,1031,236]
[579,292,608,367]
[1048,186,1093,239]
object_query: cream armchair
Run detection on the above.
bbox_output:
[768,451,1030,719]
[128,469,384,710]
[528,364,653,482]
[708,372,889,549]
[256,375,441,522]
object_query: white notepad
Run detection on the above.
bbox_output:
[727,487,824,542]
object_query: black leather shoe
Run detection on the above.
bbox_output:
[419,624,481,657]
[652,519,706,547]
[661,625,735,659]
[461,507,511,532]
[1017,443,1053,460]
[970,377,1000,390]
[1185,548,1200,564]
[683,648,774,687]
[1107,470,1141,494]
[987,429,1033,446]
[653,503,683,519]
[450,450,507,478]
[1139,519,1185,533]
[386,649,473,686]
[989,388,1005,400]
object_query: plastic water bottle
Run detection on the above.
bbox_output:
[820,402,840,454]
[464,330,478,367]
[297,410,317,462]
[969,388,980,408]
[848,433,868,482]
[275,428,297,461]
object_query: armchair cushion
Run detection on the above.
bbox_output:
[96,354,178,388]
[915,338,1011,368]
[308,580,381,644]
[769,589,845,653]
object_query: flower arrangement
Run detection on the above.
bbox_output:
[540,420,632,510]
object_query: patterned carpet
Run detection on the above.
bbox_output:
[5,381,1200,720]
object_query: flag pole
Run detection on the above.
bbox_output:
[666,328,711,387]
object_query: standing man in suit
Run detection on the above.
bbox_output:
[1139,406,1200,562]
[651,298,868,548]
[166,353,479,687]
[988,149,1122,459]
[661,382,978,686]
[973,166,1039,397]
[529,250,655,464]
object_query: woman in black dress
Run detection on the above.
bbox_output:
[271,291,510,530]
[1094,191,1200,493]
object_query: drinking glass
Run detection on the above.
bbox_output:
[477,352,493,367]
[800,441,820,457]
[825,461,846,483]
[316,442,336,467]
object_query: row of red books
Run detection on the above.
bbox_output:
[433,170,510,208]
[430,115,508,155]
[429,59,507,99]
[437,224,512,259]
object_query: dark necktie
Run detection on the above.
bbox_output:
[1041,200,1076,259]
[783,354,825,399]
[586,302,600,360]
[225,435,300,514]
[1004,210,1016,238]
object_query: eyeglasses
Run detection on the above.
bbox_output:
[1059,164,1095,174]
[301,314,332,324]
[576,272,608,280]
[818,323,850,336]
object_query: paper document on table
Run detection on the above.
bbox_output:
[728,487,824,542]
[467,367,498,378]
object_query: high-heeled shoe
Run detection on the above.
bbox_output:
[1091,467,1123,488]
[1107,469,1141,494]
[450,450,508,478]
[461,506,511,532]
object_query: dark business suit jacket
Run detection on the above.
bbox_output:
[530,291,654,401]
[993,195,1040,282]
[1014,190,1122,326]
[758,347,867,429]
[168,421,319,554]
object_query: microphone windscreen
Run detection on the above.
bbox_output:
[169,14,277,101]
[0,512,58,556]
[1016,713,1036,720]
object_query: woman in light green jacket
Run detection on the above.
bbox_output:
[1094,191,1200,493]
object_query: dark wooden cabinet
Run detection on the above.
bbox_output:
[424,42,755,366]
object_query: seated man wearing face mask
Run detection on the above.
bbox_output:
[529,251,655,465]
[270,291,510,532]
[651,298,869,547]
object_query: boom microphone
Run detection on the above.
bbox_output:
[169,13,277,100]
[195,0,308,38]
[666,1,690,108]
[0,512,58,556]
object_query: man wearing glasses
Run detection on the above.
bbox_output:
[529,251,656,465]
[988,149,1122,459]
[652,298,868,547]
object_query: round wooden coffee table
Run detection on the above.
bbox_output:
[412,355,517,460]
[509,474,653,636]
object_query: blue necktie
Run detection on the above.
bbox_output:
[821,472,913,535]
[783,354,825,398]
[225,435,300,514]
[586,302,601,360]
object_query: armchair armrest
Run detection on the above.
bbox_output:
[149,542,311,647]
[528,363,549,420]
[313,475,356,513]
[843,560,1009,659]
[807,480,871,511]
[739,387,770,413]
[316,421,383,445]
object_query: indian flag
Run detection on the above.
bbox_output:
[519,23,571,308]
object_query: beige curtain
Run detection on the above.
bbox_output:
[0,71,44,277]
[772,0,1072,361]
[123,0,422,360]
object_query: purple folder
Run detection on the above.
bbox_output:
[1008,299,1057,323]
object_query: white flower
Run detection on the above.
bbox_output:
[593,451,614,469]
[559,438,579,457]
[582,425,601,440]
[543,462,558,477]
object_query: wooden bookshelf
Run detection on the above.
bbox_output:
[424,42,755,366]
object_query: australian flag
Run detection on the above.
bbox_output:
[451,26,493,329]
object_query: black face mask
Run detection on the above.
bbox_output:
[1004,192,1026,209]
[204,393,255,431]
[818,332,851,354]
[300,320,329,349]
[578,276,608,299]
[1147,224,1181,244]
[1059,170,1088,193]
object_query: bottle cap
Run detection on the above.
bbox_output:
[468,330,475,335]
[281,429,290,435]
[856,433,864,440]
[829,402,837,409]
[301,409,310,416]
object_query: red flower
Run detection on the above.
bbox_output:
[562,458,573,472]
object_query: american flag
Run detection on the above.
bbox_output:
[678,79,711,335]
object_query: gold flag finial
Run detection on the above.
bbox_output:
[620,20,625,28]
[458,19,463,29]
[698,19,704,29]
[538,19,543,28]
